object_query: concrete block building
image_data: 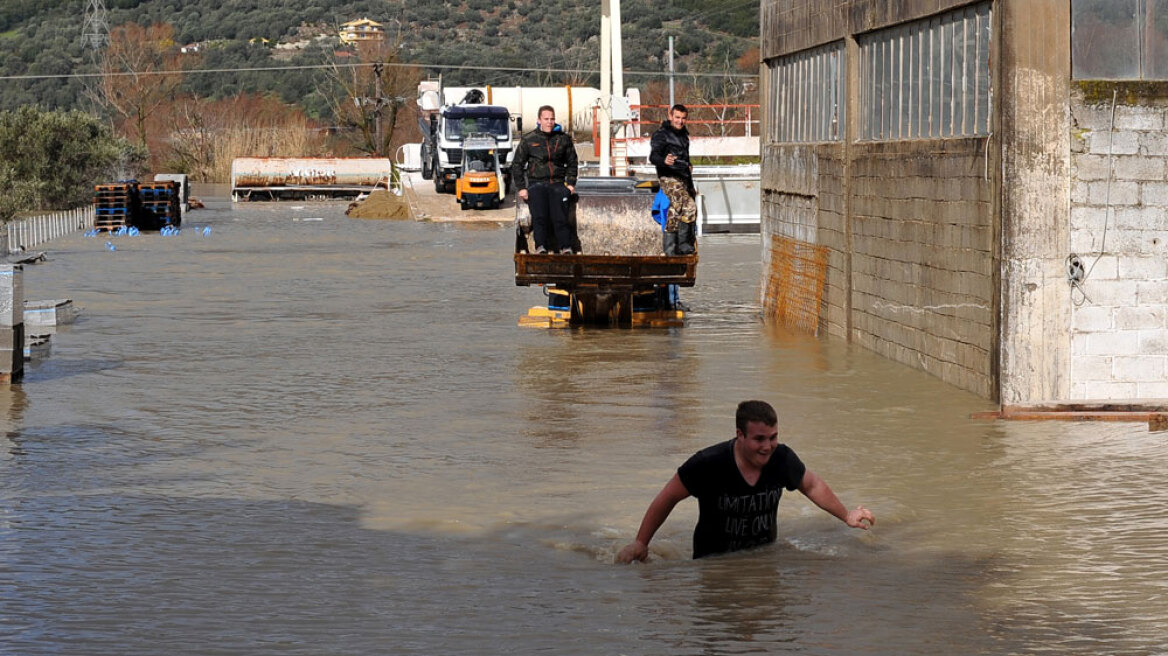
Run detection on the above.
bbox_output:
[760,0,1167,404]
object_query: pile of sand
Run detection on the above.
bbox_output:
[346,190,411,220]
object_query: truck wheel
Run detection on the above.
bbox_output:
[421,155,433,180]
[435,176,445,194]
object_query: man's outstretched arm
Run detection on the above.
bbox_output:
[615,473,691,564]
[798,469,875,529]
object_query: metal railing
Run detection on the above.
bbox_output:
[592,103,761,156]
[3,206,95,254]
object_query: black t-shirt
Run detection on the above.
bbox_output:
[678,439,806,559]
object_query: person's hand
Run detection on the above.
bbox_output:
[566,184,575,195]
[664,153,676,166]
[615,540,648,564]
[518,189,528,202]
[845,506,875,529]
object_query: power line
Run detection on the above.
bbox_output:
[0,60,758,82]
[472,0,760,87]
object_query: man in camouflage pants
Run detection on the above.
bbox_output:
[649,104,696,255]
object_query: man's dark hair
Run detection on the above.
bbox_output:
[670,103,688,115]
[537,104,556,118]
[736,400,778,433]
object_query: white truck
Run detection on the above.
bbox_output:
[419,88,518,195]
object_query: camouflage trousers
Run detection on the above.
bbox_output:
[659,176,696,232]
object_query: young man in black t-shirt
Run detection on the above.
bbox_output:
[616,400,875,562]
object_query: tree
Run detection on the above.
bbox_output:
[0,163,37,224]
[161,94,328,183]
[321,39,422,157]
[94,22,191,151]
[0,106,139,221]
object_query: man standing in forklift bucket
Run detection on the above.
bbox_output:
[512,105,579,254]
[649,104,697,256]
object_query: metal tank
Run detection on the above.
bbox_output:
[230,157,392,201]
[441,86,641,135]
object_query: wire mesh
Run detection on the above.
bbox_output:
[763,234,828,334]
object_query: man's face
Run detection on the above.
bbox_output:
[668,109,687,131]
[538,110,556,132]
[736,420,779,469]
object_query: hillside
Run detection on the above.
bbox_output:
[0,0,759,119]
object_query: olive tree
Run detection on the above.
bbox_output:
[0,106,141,221]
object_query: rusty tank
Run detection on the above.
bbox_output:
[231,157,392,201]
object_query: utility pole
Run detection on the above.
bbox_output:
[599,0,626,177]
[373,62,384,156]
[668,36,675,108]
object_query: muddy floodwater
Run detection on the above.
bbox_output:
[2,196,1166,655]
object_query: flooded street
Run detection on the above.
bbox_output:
[2,196,1166,655]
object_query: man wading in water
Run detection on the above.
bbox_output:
[616,400,875,562]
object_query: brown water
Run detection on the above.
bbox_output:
[2,197,1166,655]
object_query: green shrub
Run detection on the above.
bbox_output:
[0,106,141,221]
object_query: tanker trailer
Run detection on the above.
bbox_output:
[441,85,642,137]
[230,158,391,202]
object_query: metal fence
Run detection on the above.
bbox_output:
[3,206,95,254]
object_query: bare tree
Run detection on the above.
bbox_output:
[687,50,757,138]
[92,23,192,151]
[321,38,422,157]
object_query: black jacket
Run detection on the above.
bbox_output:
[649,120,692,184]
[511,127,578,190]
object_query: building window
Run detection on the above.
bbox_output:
[858,2,993,141]
[766,42,846,143]
[1073,0,1168,79]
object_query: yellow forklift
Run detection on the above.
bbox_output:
[455,133,505,210]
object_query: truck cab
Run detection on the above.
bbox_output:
[422,104,515,195]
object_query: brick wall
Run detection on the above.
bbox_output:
[1069,85,1168,399]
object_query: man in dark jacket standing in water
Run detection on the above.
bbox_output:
[616,400,875,562]
[512,105,578,254]
[649,104,697,255]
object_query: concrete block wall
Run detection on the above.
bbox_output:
[760,145,849,338]
[760,0,1001,398]
[850,139,996,398]
[816,152,848,338]
[1069,87,1168,400]
[760,136,996,396]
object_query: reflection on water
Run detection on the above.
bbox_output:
[0,197,1165,655]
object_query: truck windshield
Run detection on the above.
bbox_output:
[445,116,508,140]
